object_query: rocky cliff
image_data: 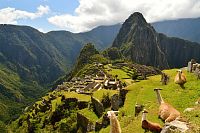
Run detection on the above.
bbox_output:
[159,33,200,68]
[112,12,200,69]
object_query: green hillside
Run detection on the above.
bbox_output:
[0,65,46,131]
[9,57,200,132]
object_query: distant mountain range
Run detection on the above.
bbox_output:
[0,24,121,84]
[152,17,200,43]
[90,17,200,44]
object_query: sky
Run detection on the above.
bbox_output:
[0,0,200,33]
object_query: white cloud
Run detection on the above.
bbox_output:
[48,0,200,33]
[0,5,50,24]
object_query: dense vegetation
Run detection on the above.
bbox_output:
[0,65,46,131]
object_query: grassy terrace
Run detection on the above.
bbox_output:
[79,108,99,122]
[61,91,91,102]
[93,89,118,101]
[100,69,200,133]
[105,65,134,85]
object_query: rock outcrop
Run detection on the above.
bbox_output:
[161,120,189,133]
[91,96,105,117]
[111,94,120,111]
[77,113,95,133]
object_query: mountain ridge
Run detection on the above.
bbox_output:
[153,17,200,43]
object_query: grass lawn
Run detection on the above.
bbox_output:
[105,64,134,84]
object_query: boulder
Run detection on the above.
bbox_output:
[111,94,119,111]
[161,120,189,133]
[119,89,128,106]
[77,113,95,133]
[184,108,195,113]
[187,61,193,73]
[91,97,104,117]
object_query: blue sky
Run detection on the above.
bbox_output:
[0,0,79,32]
[0,0,200,33]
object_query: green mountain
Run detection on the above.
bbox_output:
[152,17,200,43]
[0,64,46,131]
[0,24,120,127]
[112,12,200,69]
[0,24,120,84]
[72,43,99,74]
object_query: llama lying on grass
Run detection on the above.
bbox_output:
[141,109,162,133]
[174,70,186,88]
[154,88,180,122]
[107,111,121,133]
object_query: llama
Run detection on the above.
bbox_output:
[174,70,186,87]
[161,72,169,85]
[141,109,162,133]
[107,111,121,133]
[154,88,180,122]
[135,103,144,117]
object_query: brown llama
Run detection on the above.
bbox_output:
[141,109,162,133]
[154,88,180,122]
[174,70,186,87]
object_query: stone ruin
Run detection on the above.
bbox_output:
[187,59,200,79]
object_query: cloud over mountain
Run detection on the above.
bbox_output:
[48,0,200,32]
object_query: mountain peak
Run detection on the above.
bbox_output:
[112,12,169,69]
[126,12,147,26]
[73,43,99,74]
